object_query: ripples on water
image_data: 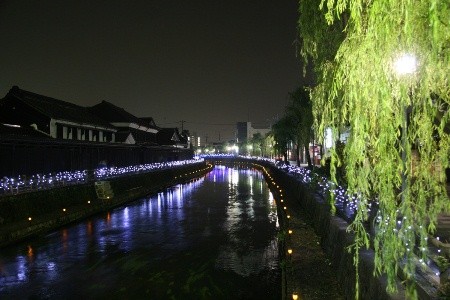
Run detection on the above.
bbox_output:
[0,166,280,299]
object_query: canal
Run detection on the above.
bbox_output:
[0,165,281,299]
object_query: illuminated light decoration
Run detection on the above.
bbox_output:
[200,155,425,250]
[87,200,91,204]
[292,294,299,300]
[0,158,205,195]
[288,229,293,234]
[280,199,284,203]
[28,217,32,221]
[63,208,66,212]
[287,215,291,219]
[3,123,21,128]
[283,206,287,210]
[288,249,293,254]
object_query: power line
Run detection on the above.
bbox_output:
[156,120,271,127]
[156,120,235,127]
[184,121,236,126]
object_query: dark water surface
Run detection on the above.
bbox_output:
[0,166,281,299]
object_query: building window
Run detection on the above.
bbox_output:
[92,130,99,142]
[56,124,63,139]
[67,127,73,139]
[104,132,112,142]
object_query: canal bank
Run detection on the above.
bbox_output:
[0,161,212,248]
[205,157,429,299]
[267,163,445,299]
[207,157,344,300]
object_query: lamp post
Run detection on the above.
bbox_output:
[393,52,417,203]
[247,144,253,156]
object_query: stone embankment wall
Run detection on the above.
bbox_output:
[0,161,211,248]
[267,163,445,300]
[267,166,407,300]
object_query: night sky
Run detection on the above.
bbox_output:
[0,1,309,143]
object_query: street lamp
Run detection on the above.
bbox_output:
[247,144,253,156]
[393,52,417,203]
[393,53,417,76]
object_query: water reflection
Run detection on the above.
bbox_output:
[0,166,280,299]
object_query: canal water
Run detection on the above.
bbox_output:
[0,165,281,299]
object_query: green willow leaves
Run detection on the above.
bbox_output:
[298,0,449,298]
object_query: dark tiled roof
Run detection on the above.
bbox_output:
[89,101,154,129]
[157,128,181,145]
[6,86,115,130]
[140,117,159,129]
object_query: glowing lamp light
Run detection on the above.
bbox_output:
[280,199,284,203]
[393,53,417,76]
[292,293,299,300]
[62,208,66,212]
[287,215,291,219]
[28,217,32,221]
[283,206,287,210]
[288,249,293,254]
[325,127,333,148]
[288,229,293,234]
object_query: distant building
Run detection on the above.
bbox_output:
[0,86,194,176]
[189,132,201,147]
[0,86,117,142]
[0,86,189,147]
[236,121,270,143]
[236,122,251,143]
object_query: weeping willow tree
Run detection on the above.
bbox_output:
[298,0,450,298]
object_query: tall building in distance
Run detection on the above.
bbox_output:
[189,132,201,147]
[236,121,270,143]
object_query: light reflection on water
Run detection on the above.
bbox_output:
[0,166,280,299]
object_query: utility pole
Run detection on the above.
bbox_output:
[181,120,185,132]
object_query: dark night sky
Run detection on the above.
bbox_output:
[0,1,309,143]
